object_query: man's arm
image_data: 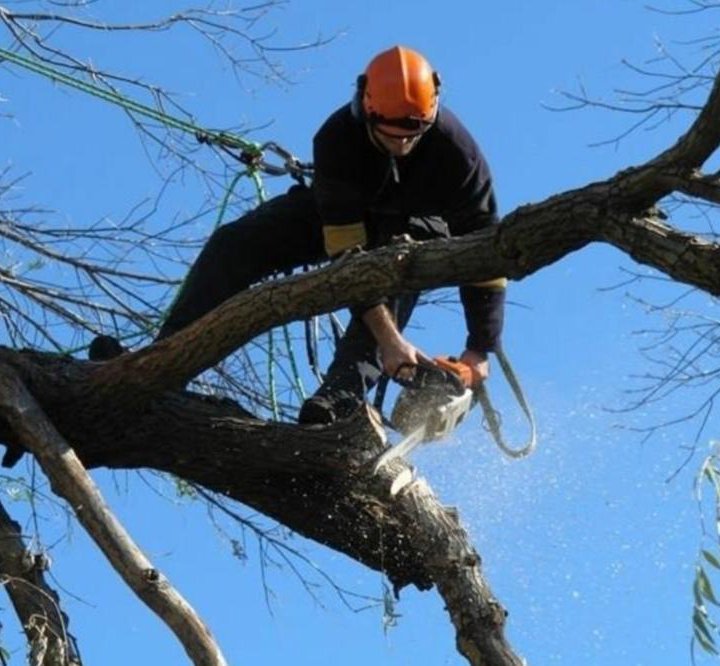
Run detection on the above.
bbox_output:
[361,304,432,379]
[457,279,506,379]
[433,119,506,377]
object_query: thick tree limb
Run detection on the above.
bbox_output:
[83,206,720,407]
[0,361,229,666]
[0,351,524,666]
[0,500,80,666]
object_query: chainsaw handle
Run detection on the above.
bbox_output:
[391,362,418,388]
[391,360,466,395]
[433,355,483,389]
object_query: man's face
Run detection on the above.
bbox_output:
[369,124,425,157]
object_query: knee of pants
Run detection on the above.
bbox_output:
[206,223,243,257]
[202,220,271,284]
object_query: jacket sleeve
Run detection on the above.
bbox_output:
[312,166,368,257]
[312,112,369,258]
[460,282,506,353]
[445,154,506,354]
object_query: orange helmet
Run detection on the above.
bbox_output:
[360,46,440,132]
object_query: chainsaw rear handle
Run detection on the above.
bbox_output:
[392,359,466,396]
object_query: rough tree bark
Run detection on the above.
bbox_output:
[0,49,719,666]
[0,500,81,666]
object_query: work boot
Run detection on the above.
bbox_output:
[298,395,337,425]
[298,390,364,425]
[88,335,126,361]
[1,440,25,468]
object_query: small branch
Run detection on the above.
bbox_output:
[659,168,720,205]
[0,499,81,666]
[647,67,720,175]
[0,361,229,666]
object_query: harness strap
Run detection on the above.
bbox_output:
[476,349,537,459]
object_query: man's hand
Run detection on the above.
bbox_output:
[459,348,490,383]
[361,304,432,378]
[378,334,433,380]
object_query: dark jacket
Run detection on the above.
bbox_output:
[312,103,505,353]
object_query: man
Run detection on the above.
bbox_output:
[155,45,506,425]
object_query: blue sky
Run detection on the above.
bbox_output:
[1,1,718,665]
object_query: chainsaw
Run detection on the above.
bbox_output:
[372,351,537,480]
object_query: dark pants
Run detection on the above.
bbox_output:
[158,186,323,338]
[157,185,418,422]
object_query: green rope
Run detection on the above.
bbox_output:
[0,47,261,155]
[249,170,268,203]
[0,48,277,351]
[215,170,250,230]
[224,172,306,418]
[2,47,313,416]
[244,182,279,420]
[0,47,271,218]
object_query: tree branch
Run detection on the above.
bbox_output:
[0,500,81,666]
[0,361,229,666]
[659,168,720,205]
[608,65,720,208]
[82,202,720,405]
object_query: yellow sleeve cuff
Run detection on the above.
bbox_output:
[323,222,367,257]
[471,277,508,289]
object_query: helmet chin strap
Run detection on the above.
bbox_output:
[365,124,421,160]
[366,124,387,153]
[364,126,401,183]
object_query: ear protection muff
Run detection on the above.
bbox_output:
[350,74,368,122]
[350,71,442,123]
[432,71,442,92]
